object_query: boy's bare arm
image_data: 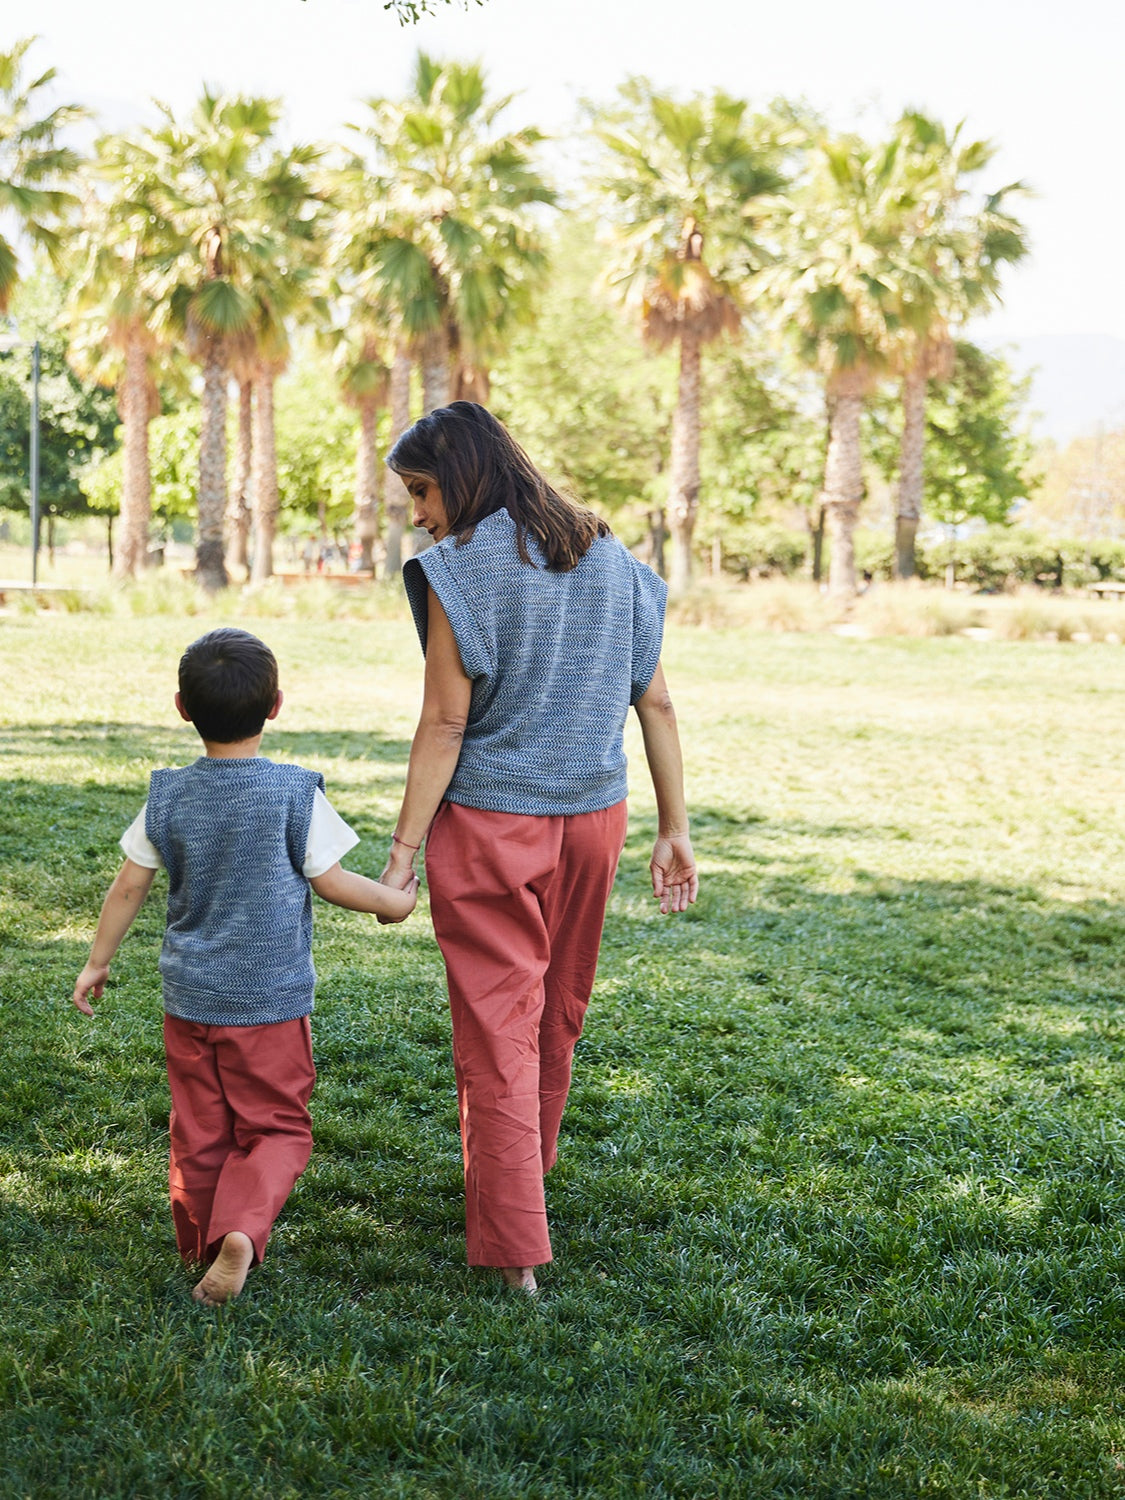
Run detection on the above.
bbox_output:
[73,858,157,1015]
[310,863,419,922]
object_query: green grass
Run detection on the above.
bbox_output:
[3,609,1125,1497]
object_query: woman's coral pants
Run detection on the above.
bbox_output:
[425,799,628,1268]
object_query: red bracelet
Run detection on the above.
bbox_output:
[392,833,421,851]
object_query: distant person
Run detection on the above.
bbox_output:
[72,628,418,1305]
[379,402,698,1294]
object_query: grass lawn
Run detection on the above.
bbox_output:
[3,604,1125,1498]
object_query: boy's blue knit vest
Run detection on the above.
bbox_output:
[145,758,324,1027]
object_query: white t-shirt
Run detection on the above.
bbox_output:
[121,787,360,879]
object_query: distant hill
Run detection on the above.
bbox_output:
[992,334,1125,447]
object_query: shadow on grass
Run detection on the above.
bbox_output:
[6,769,1125,1372]
[0,720,414,767]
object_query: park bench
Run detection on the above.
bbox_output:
[0,580,82,606]
[272,571,375,587]
[1086,581,1125,600]
[177,569,376,587]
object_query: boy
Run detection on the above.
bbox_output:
[72,627,417,1306]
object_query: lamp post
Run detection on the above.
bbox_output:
[30,340,40,586]
[0,338,42,584]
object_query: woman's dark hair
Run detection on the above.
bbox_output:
[387,402,610,572]
[178,628,279,744]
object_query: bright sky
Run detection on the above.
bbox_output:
[27,0,1125,341]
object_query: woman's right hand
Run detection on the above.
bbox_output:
[377,843,419,923]
[650,833,698,915]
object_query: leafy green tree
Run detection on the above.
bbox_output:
[272,356,357,540]
[382,0,486,19]
[697,337,828,578]
[868,340,1037,581]
[0,271,117,548]
[591,79,784,590]
[490,215,675,558]
[83,407,201,552]
[0,37,84,311]
[299,0,487,18]
[1031,426,1125,539]
[84,362,357,559]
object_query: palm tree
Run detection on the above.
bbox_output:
[333,328,388,573]
[888,112,1029,578]
[0,37,84,312]
[354,52,554,412]
[225,342,256,578]
[349,54,552,562]
[244,146,324,583]
[64,131,182,579]
[137,93,285,590]
[756,130,911,597]
[385,346,413,574]
[321,160,398,573]
[592,80,784,590]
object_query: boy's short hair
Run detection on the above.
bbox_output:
[178,628,279,744]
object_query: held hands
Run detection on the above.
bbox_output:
[650,833,698,916]
[72,962,110,1016]
[381,874,420,924]
[377,841,420,924]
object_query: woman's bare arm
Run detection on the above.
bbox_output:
[633,662,698,914]
[381,584,472,889]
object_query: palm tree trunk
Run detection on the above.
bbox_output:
[894,360,927,580]
[250,370,279,584]
[668,330,702,593]
[354,396,379,573]
[823,373,866,599]
[114,324,152,580]
[196,343,230,591]
[383,346,412,578]
[647,508,666,578]
[421,325,451,412]
[226,379,253,577]
[414,326,453,558]
[453,364,490,404]
[809,501,826,584]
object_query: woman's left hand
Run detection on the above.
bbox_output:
[650,832,698,915]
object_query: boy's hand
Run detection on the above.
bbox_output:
[379,875,420,924]
[73,962,110,1016]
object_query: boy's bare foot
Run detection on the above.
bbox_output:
[193,1232,254,1307]
[501,1266,538,1294]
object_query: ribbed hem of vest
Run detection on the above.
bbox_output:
[162,991,314,1028]
[443,774,629,818]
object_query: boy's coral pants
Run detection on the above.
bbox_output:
[163,1014,316,1266]
[425,799,628,1269]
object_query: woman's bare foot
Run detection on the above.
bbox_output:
[193,1232,254,1307]
[501,1266,538,1294]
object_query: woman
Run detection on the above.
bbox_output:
[381,403,697,1293]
